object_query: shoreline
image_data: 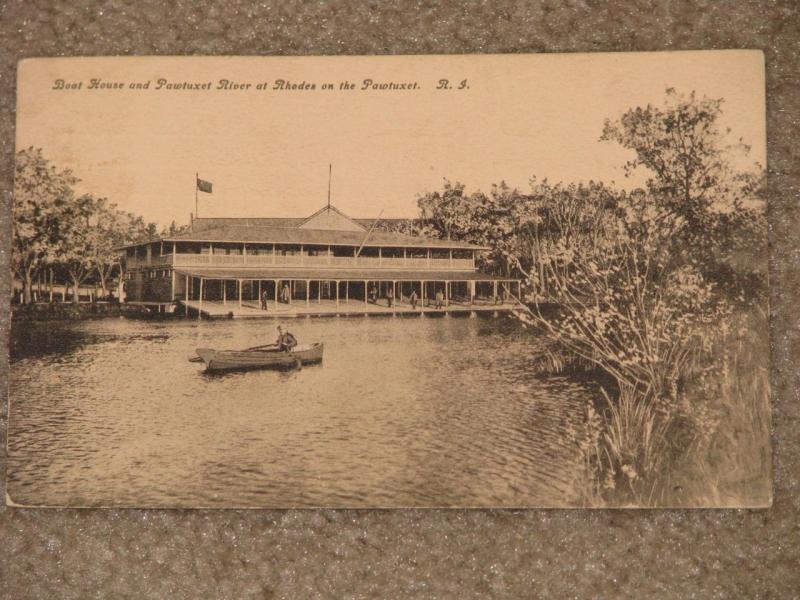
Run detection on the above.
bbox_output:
[11,302,154,322]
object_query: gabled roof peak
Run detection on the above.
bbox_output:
[298,204,366,232]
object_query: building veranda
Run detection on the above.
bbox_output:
[118,205,522,318]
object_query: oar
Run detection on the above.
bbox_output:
[189,342,279,362]
[243,343,279,352]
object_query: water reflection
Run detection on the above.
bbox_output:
[9,315,596,507]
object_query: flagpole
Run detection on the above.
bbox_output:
[195,172,199,219]
[327,164,332,210]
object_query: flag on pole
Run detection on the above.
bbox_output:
[196,177,213,194]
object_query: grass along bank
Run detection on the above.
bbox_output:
[562,307,770,508]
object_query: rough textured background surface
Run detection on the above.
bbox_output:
[1,1,798,598]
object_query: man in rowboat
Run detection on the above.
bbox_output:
[276,325,298,353]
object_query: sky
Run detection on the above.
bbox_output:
[16,52,765,228]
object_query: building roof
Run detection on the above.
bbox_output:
[191,216,416,231]
[191,217,306,231]
[118,205,490,251]
[174,267,510,282]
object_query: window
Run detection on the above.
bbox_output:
[177,242,202,255]
[332,245,357,257]
[306,246,328,257]
[277,245,301,256]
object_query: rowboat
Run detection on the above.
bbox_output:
[194,343,324,373]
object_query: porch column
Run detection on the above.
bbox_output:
[346,282,349,304]
[258,280,262,303]
[336,280,340,308]
[364,280,368,306]
[318,281,321,303]
[421,280,425,311]
[238,279,243,308]
[469,280,475,305]
[223,280,227,305]
[493,280,498,302]
[274,280,279,304]
[272,243,276,264]
[306,279,310,305]
[445,281,449,307]
[199,278,204,317]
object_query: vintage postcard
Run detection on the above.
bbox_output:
[8,52,769,508]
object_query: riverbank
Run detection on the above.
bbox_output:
[11,302,153,322]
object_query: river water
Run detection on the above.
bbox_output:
[8,314,596,507]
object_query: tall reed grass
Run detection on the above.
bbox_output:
[566,308,771,507]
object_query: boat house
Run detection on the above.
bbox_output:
[118,205,521,318]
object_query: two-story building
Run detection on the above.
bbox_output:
[118,205,520,316]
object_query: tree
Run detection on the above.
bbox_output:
[12,148,78,303]
[161,220,192,237]
[87,199,129,297]
[600,88,767,299]
[57,194,99,303]
[416,180,527,277]
[417,180,476,241]
[600,89,732,219]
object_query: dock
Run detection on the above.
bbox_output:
[178,298,522,319]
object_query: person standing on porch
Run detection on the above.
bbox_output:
[409,289,418,310]
[386,285,394,308]
[435,289,444,310]
[282,283,290,304]
[261,290,269,311]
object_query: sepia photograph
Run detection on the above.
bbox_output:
[8,52,769,508]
